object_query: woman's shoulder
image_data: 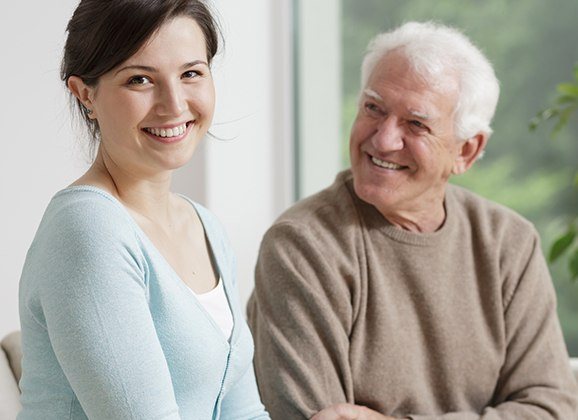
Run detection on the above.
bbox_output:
[32,186,141,253]
[21,187,148,303]
[52,184,127,210]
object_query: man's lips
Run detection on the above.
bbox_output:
[368,154,408,170]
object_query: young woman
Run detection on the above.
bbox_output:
[18,1,269,418]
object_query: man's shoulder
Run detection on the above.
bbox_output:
[448,183,537,241]
[274,170,358,229]
[262,170,363,251]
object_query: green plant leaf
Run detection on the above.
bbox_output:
[541,108,557,120]
[529,116,541,131]
[570,249,578,282]
[557,83,578,97]
[555,94,578,105]
[551,105,577,138]
[529,108,559,131]
[550,228,577,263]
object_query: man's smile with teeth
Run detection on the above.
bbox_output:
[144,122,189,138]
[370,155,405,170]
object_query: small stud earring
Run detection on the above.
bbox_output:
[86,108,93,115]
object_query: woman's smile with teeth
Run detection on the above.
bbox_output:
[144,122,188,138]
[371,156,404,170]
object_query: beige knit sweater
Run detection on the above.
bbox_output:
[248,170,578,419]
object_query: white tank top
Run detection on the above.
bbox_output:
[189,278,234,341]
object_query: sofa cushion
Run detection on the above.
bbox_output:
[1,331,22,384]
[0,347,22,418]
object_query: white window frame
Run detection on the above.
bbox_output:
[295,0,342,198]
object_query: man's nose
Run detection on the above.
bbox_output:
[372,116,404,151]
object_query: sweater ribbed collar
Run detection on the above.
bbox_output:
[340,170,458,247]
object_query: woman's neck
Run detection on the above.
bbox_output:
[72,147,176,227]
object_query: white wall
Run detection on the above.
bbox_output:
[207,0,295,306]
[0,0,294,338]
[0,0,85,338]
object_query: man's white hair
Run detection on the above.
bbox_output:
[361,21,500,140]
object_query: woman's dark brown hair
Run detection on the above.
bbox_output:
[61,0,220,145]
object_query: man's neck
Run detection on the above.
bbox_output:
[377,193,447,233]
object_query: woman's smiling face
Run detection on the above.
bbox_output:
[80,16,215,176]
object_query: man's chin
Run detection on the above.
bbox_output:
[353,176,398,209]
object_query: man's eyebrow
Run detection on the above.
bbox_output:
[363,89,384,102]
[363,90,430,120]
[409,110,430,120]
[114,60,208,76]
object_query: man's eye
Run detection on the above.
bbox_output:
[410,120,427,130]
[128,76,151,85]
[364,102,382,115]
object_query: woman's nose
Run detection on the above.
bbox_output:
[156,82,187,117]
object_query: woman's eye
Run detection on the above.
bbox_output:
[128,76,151,85]
[182,70,200,79]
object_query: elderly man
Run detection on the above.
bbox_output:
[247,21,578,419]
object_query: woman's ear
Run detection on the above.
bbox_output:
[452,132,488,175]
[67,76,97,118]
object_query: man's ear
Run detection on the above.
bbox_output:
[67,76,97,118]
[452,132,488,175]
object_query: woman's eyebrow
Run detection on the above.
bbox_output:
[115,60,208,76]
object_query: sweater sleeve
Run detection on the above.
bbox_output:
[248,222,356,420]
[408,231,578,420]
[29,199,182,419]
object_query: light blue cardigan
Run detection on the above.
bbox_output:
[18,186,269,419]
